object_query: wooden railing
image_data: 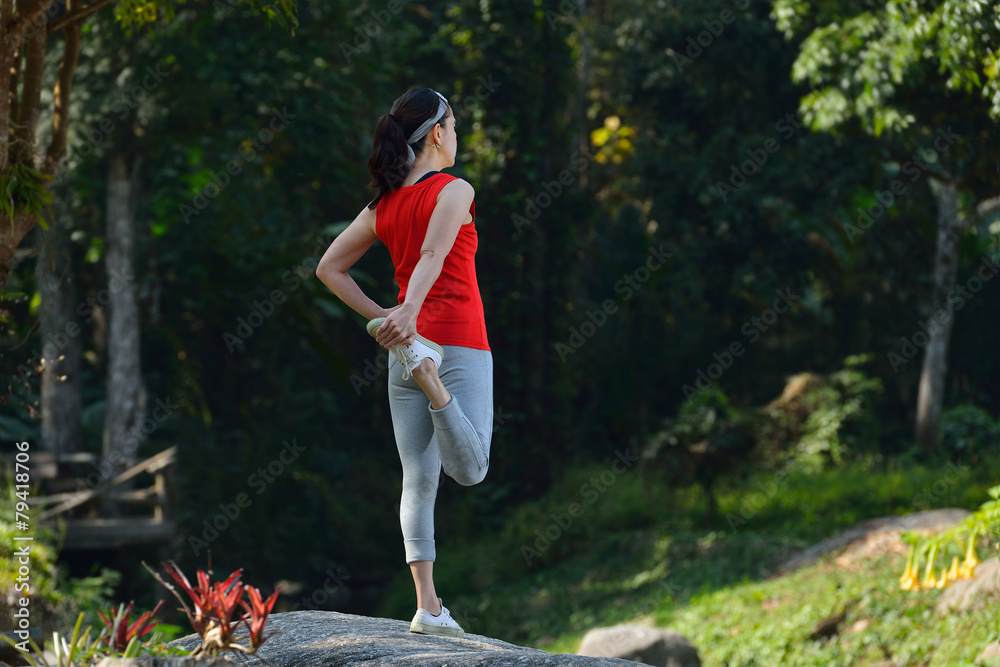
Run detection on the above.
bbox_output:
[30,447,177,550]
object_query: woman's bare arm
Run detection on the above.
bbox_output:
[315,205,389,321]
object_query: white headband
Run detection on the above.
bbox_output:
[401,90,448,169]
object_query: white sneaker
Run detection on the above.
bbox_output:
[392,338,444,380]
[365,317,444,380]
[409,598,465,638]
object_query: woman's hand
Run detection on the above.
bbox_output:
[375,302,418,349]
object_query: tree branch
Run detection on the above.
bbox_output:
[13,25,46,164]
[0,0,17,168]
[47,0,116,33]
[5,0,57,46]
[7,41,20,127]
[875,137,956,187]
[43,0,80,177]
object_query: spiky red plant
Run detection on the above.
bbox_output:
[240,585,281,651]
[146,561,278,656]
[96,600,164,652]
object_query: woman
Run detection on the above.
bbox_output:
[316,88,492,638]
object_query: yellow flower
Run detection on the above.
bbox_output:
[947,556,960,582]
[922,552,938,588]
[898,561,914,586]
[935,567,948,588]
[958,557,978,579]
[959,534,981,579]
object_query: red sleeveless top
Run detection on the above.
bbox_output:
[375,172,490,351]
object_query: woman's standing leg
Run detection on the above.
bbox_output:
[388,354,443,612]
[388,346,494,618]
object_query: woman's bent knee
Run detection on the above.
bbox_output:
[452,464,488,487]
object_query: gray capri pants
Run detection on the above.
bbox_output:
[388,344,493,563]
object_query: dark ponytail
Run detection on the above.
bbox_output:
[367,88,451,209]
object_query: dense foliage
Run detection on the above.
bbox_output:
[0,0,996,627]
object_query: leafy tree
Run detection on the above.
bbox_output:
[771,0,1000,451]
[0,0,296,287]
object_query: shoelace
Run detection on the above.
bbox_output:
[392,345,419,380]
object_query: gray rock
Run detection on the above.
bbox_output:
[165,610,639,666]
[777,509,971,575]
[97,659,234,666]
[977,640,1000,666]
[937,557,1000,614]
[577,624,700,667]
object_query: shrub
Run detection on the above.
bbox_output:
[644,387,757,516]
[0,466,120,635]
[939,405,999,466]
[899,483,999,591]
[756,355,882,472]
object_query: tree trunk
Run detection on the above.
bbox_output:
[0,0,80,287]
[13,23,45,161]
[915,180,963,452]
[0,2,58,165]
[101,149,146,479]
[35,210,81,454]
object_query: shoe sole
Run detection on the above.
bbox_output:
[409,621,464,638]
[366,318,445,360]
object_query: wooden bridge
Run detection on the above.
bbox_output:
[31,447,177,550]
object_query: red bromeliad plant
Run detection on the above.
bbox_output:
[241,585,281,652]
[144,561,281,656]
[96,600,165,652]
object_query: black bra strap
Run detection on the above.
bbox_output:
[414,170,440,185]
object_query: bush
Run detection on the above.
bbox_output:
[939,405,999,465]
[0,466,120,635]
[756,355,882,472]
[644,387,757,516]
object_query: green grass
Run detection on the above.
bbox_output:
[377,455,1000,666]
